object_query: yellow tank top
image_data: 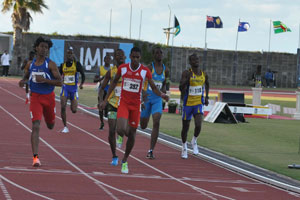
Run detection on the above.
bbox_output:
[108,66,122,108]
[185,70,206,106]
[100,65,109,77]
[62,62,77,86]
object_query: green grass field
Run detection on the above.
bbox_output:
[54,84,300,181]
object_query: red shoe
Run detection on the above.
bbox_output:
[32,156,41,167]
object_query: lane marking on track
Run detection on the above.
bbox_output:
[0,105,146,200]
[0,177,12,200]
[62,118,234,200]
[0,86,234,200]
[0,174,53,200]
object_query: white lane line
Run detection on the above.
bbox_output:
[0,177,12,200]
[0,105,146,200]
[0,174,52,200]
[0,86,233,200]
[63,117,234,200]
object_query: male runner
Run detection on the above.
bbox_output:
[59,47,85,133]
[101,47,169,174]
[99,49,125,166]
[19,36,62,167]
[179,53,209,159]
[94,55,111,130]
[21,51,35,104]
[140,46,169,159]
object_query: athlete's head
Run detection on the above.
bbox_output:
[34,36,53,57]
[130,47,141,68]
[66,46,74,61]
[104,55,111,66]
[29,51,35,60]
[189,53,199,68]
[152,46,163,62]
[114,49,125,66]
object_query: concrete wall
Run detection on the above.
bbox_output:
[20,33,298,88]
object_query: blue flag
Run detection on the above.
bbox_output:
[206,16,223,28]
[238,22,250,32]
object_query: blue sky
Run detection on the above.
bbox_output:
[0,0,299,54]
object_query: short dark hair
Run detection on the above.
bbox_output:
[152,45,162,54]
[33,36,53,49]
[130,47,141,54]
[114,48,124,56]
[188,53,198,62]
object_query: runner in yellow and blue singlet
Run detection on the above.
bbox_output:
[59,47,85,133]
[179,53,209,159]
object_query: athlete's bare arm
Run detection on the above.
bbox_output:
[204,74,209,106]
[162,66,169,94]
[100,72,121,110]
[18,62,31,87]
[99,70,111,102]
[179,70,192,97]
[148,79,169,101]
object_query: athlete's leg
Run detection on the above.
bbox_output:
[31,120,40,155]
[122,125,137,163]
[60,96,68,127]
[193,113,203,137]
[97,95,104,129]
[150,112,162,150]
[108,118,117,157]
[140,101,151,129]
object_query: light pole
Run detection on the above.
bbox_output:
[129,0,132,39]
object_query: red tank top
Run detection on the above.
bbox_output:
[117,63,152,106]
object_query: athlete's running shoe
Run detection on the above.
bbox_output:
[116,136,123,148]
[32,156,41,167]
[181,143,188,159]
[99,122,104,130]
[121,162,129,174]
[111,156,118,166]
[146,150,155,159]
[191,137,199,155]
[61,126,69,133]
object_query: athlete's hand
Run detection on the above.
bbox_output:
[161,93,169,102]
[100,101,107,110]
[79,84,83,89]
[35,75,45,83]
[205,96,209,106]
[19,80,26,87]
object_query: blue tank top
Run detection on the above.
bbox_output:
[146,63,165,100]
[29,58,55,94]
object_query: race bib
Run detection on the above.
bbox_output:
[123,78,140,93]
[114,86,121,96]
[149,81,163,91]
[64,75,75,83]
[189,86,202,96]
[32,72,46,83]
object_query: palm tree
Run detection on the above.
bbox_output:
[1,0,48,75]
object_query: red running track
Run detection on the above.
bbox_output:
[0,78,299,200]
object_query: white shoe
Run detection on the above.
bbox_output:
[61,127,69,133]
[181,143,188,159]
[191,137,199,155]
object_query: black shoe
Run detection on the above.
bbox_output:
[146,150,155,159]
[99,122,104,130]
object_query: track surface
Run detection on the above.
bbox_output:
[0,78,299,200]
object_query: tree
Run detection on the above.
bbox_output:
[1,0,48,75]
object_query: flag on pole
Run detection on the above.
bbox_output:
[206,16,223,28]
[174,16,181,36]
[238,22,250,32]
[273,21,291,34]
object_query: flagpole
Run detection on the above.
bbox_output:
[138,9,142,40]
[235,19,240,52]
[267,19,272,69]
[203,16,208,71]
[233,19,240,86]
[109,8,112,37]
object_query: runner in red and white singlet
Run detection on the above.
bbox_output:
[101,47,169,174]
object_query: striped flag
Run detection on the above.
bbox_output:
[273,21,291,34]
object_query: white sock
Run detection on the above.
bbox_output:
[182,142,187,149]
[192,136,198,142]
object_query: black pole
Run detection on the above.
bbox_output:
[232,52,238,85]
[297,48,300,88]
[203,49,207,71]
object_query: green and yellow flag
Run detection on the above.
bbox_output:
[273,21,291,34]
